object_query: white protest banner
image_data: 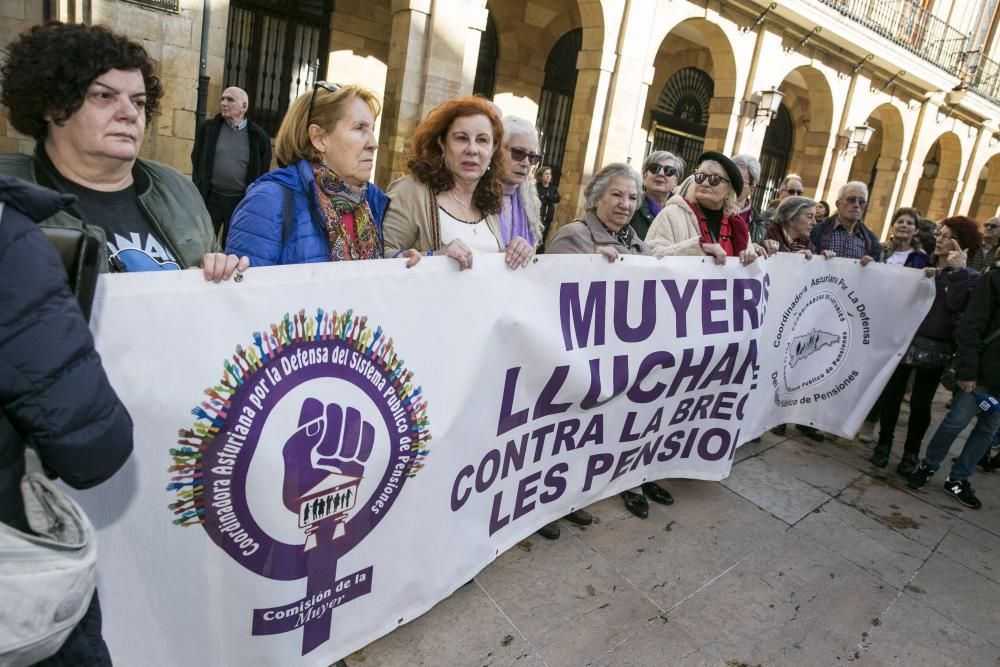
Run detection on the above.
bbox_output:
[75,253,932,665]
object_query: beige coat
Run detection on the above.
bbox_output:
[546,211,649,256]
[383,175,502,256]
[645,193,703,256]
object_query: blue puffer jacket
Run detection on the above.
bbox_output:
[225,159,390,266]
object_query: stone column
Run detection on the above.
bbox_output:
[866,156,903,239]
[375,0,485,186]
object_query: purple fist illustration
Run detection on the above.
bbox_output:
[282,397,375,512]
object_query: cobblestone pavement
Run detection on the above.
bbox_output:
[346,389,1000,666]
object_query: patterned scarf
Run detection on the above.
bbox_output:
[312,162,382,261]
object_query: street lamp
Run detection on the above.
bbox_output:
[849,124,875,152]
[756,87,784,126]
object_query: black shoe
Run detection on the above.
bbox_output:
[907,463,934,489]
[621,490,649,519]
[797,425,824,442]
[896,452,919,477]
[870,444,891,468]
[565,509,593,526]
[537,522,560,539]
[642,482,674,505]
[988,453,1000,472]
[770,424,787,436]
[943,477,982,509]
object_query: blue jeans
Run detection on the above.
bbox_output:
[922,386,1000,481]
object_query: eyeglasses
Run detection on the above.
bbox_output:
[505,145,543,165]
[783,188,804,196]
[306,81,342,126]
[844,196,867,206]
[647,164,678,177]
[693,172,729,187]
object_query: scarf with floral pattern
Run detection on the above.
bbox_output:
[312,162,381,261]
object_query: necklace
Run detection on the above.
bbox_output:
[449,190,475,216]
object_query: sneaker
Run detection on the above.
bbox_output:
[896,452,919,477]
[907,463,934,489]
[869,444,890,468]
[857,421,876,443]
[943,478,982,509]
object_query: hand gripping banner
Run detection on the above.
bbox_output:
[75,253,933,665]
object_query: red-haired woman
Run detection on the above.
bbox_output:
[383,97,534,270]
[869,216,981,475]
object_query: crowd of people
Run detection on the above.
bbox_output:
[1,20,999,666]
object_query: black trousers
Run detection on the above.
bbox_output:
[877,362,944,455]
[206,190,245,249]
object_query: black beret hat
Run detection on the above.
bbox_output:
[696,151,744,195]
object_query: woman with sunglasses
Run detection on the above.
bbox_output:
[225,83,421,266]
[645,151,759,265]
[498,116,544,251]
[382,97,534,270]
[868,216,981,475]
[630,151,684,240]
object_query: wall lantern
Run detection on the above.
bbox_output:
[756,87,784,125]
[849,124,875,152]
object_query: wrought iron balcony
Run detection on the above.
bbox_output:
[815,0,1000,106]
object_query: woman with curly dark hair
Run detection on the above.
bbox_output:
[382,96,534,270]
[0,21,245,281]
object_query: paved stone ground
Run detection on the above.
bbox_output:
[345,389,1000,666]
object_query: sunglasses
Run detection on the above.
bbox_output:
[506,145,543,165]
[783,188,804,196]
[693,172,729,187]
[647,164,678,177]
[844,196,867,205]
[306,81,342,126]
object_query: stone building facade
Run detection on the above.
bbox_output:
[3,0,1000,240]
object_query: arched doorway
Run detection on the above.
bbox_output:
[847,103,905,238]
[913,133,962,221]
[754,104,793,211]
[774,66,834,195]
[970,153,1000,221]
[648,67,713,169]
[536,28,582,185]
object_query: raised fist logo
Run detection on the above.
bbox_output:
[281,397,374,512]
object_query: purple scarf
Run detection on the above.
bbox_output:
[499,183,536,247]
[646,194,663,218]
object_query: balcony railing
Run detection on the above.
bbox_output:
[815,0,1000,106]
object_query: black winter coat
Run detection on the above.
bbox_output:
[0,176,133,533]
[954,265,1000,391]
[191,114,272,199]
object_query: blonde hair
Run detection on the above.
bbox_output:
[274,84,381,166]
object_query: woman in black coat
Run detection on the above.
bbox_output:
[535,165,561,249]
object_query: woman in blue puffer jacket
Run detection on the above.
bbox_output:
[226,83,421,267]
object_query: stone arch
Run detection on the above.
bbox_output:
[642,17,739,164]
[969,152,1000,222]
[912,132,963,221]
[775,65,835,197]
[846,103,906,238]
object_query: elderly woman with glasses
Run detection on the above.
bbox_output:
[646,151,759,265]
[226,82,421,266]
[546,163,677,522]
[630,151,684,240]
[867,216,982,475]
[382,97,534,270]
[499,116,544,249]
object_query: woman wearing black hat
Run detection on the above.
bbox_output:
[646,151,759,265]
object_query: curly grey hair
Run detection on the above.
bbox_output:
[583,163,642,211]
[731,154,761,187]
[502,115,544,244]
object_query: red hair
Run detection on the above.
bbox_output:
[407,96,504,215]
[940,216,982,255]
